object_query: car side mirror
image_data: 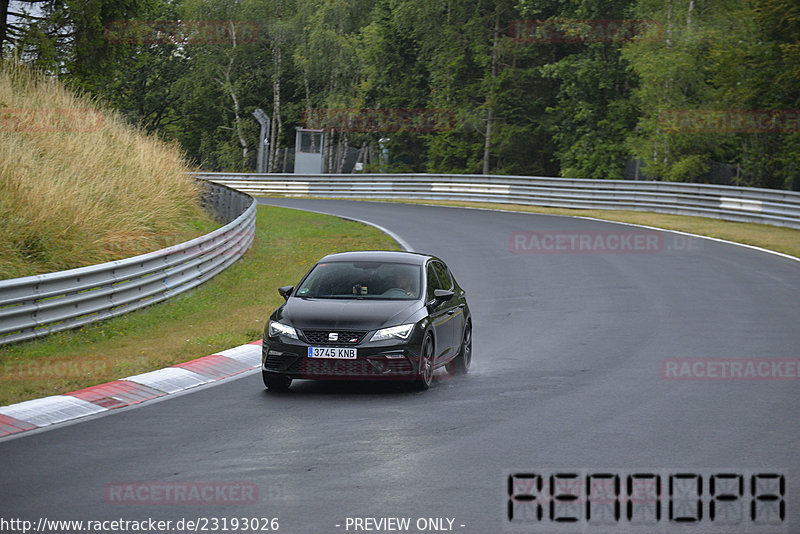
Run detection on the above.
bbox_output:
[278,286,294,301]
[434,288,454,301]
[428,288,454,308]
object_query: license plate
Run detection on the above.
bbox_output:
[307,347,357,359]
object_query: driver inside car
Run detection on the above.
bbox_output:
[385,269,417,297]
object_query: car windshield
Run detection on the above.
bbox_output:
[295,261,422,300]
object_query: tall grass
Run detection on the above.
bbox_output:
[0,61,217,279]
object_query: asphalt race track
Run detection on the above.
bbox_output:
[2,198,799,534]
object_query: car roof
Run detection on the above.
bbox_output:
[317,250,432,266]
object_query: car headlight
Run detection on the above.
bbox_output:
[268,320,298,340]
[371,323,415,342]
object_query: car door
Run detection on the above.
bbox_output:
[426,260,458,358]
[433,260,466,353]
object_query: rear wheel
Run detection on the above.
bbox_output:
[415,334,434,390]
[262,370,292,391]
[447,321,472,375]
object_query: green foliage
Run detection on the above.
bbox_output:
[623,0,799,187]
[535,0,639,179]
[4,0,798,188]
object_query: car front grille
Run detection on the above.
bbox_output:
[264,343,414,379]
[298,358,412,378]
[299,359,372,376]
[301,330,368,345]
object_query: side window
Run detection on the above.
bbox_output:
[432,261,453,290]
[426,263,443,300]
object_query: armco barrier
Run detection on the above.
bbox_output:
[193,173,800,230]
[0,181,256,346]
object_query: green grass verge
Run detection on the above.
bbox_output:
[0,205,400,406]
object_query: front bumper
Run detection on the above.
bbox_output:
[262,336,424,381]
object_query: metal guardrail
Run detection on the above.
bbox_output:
[0,181,256,346]
[194,172,800,230]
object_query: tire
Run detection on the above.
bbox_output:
[415,333,434,390]
[446,321,472,376]
[263,370,292,391]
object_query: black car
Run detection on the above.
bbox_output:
[261,251,471,391]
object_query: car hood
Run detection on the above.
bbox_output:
[277,298,422,331]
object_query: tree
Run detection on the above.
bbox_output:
[623,0,799,188]
[422,0,563,176]
[6,0,155,83]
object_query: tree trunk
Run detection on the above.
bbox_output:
[268,2,284,173]
[268,40,283,172]
[325,130,335,174]
[342,134,350,173]
[219,22,248,167]
[483,106,494,174]
[302,67,318,152]
[482,9,500,175]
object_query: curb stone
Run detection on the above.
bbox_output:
[0,340,263,438]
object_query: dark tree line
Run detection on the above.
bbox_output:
[2,0,798,189]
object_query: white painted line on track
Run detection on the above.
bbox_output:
[406,200,800,264]
[257,200,413,252]
[563,214,800,263]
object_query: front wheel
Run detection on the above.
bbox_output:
[415,334,434,390]
[263,370,292,391]
[446,321,471,375]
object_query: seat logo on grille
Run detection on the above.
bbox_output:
[328,333,338,341]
